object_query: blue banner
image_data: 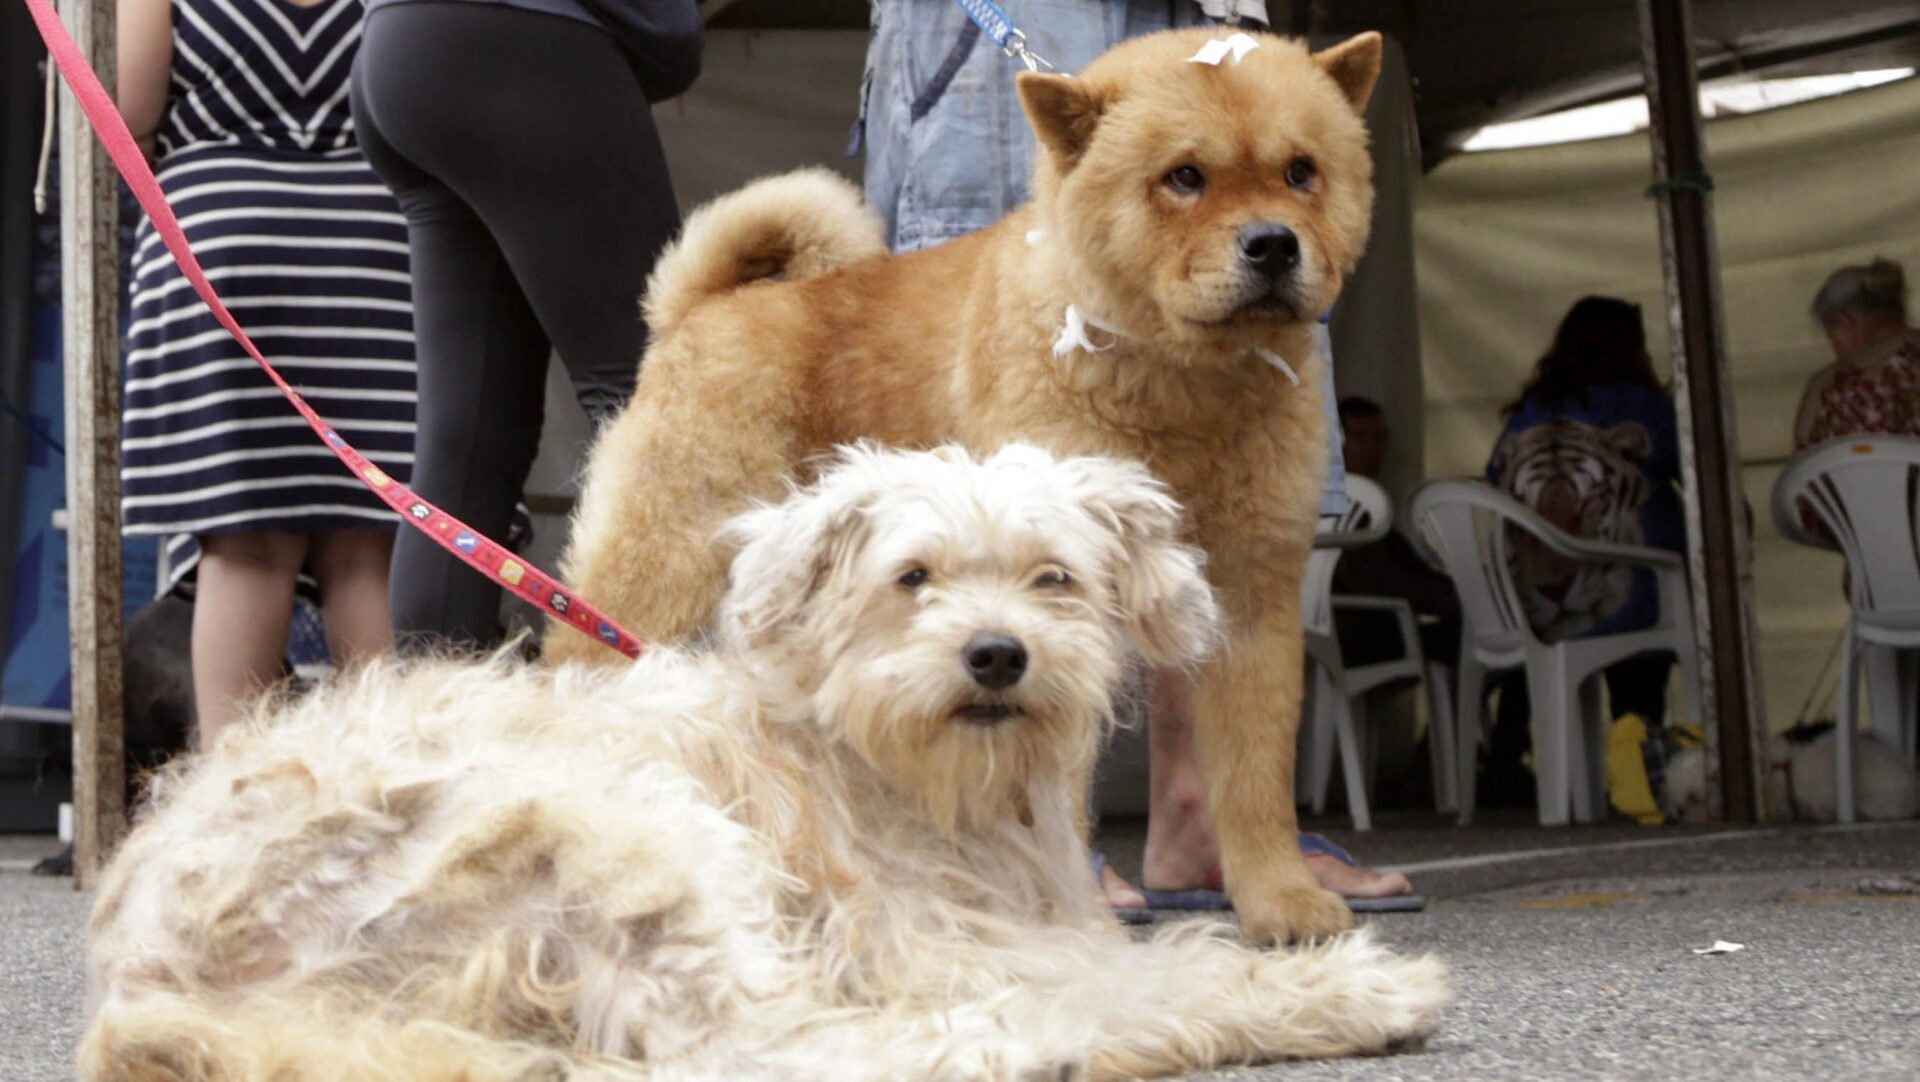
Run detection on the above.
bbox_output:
[2,302,157,723]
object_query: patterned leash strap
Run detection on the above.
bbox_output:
[24,0,645,660]
[951,0,1054,71]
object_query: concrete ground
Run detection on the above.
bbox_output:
[6,816,1918,1081]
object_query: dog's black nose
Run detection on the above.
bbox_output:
[963,634,1028,690]
[1238,223,1301,278]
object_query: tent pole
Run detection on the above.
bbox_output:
[1635,0,1763,822]
[57,0,126,885]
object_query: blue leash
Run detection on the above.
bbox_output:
[951,0,1053,71]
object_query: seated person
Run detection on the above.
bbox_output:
[1331,397,1461,670]
[1480,297,1685,801]
[1793,258,1918,450]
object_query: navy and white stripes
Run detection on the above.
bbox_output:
[122,0,414,585]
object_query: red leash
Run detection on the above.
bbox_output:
[26,0,643,659]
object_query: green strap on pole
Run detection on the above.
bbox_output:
[1647,171,1715,198]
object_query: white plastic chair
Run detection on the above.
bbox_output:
[1410,480,1702,826]
[1299,476,1460,830]
[1771,435,1920,823]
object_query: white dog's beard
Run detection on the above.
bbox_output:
[815,655,1113,837]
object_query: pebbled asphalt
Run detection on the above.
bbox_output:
[6,819,1918,1081]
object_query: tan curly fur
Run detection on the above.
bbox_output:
[641,166,886,339]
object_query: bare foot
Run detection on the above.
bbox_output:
[1306,852,1414,899]
[1126,844,1415,902]
[1100,861,1147,910]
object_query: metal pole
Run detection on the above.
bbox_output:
[57,0,126,885]
[1635,0,1763,822]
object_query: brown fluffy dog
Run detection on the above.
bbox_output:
[550,28,1383,944]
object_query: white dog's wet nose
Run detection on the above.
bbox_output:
[963,634,1028,690]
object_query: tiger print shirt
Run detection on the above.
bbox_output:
[1487,385,1684,642]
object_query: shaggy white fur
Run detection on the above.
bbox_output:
[1667,728,1918,823]
[81,444,1449,1082]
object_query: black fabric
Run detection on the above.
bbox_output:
[1332,529,1463,669]
[1481,653,1674,806]
[353,3,681,652]
[0,5,41,662]
[575,0,703,101]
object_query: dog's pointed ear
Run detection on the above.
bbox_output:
[719,457,879,649]
[1312,31,1383,114]
[1059,456,1221,667]
[1018,72,1104,169]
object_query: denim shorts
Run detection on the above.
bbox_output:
[856,0,1348,515]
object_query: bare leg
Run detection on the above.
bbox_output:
[310,529,397,665]
[191,531,305,749]
[1140,666,1216,892]
[1106,667,1413,907]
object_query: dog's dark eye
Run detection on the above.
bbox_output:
[1285,157,1317,190]
[1164,165,1206,194]
[1034,568,1072,589]
[897,567,929,590]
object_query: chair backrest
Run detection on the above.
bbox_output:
[1340,475,1394,537]
[1301,476,1393,637]
[1409,480,1544,661]
[1771,436,1920,623]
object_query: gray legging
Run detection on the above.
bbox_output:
[351,4,684,652]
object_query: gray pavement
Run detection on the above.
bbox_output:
[5,819,1919,1081]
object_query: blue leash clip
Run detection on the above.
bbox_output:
[952,0,1054,71]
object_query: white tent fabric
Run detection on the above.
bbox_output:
[1417,74,1920,734]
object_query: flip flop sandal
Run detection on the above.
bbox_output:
[1096,837,1427,915]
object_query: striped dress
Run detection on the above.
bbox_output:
[122,0,414,588]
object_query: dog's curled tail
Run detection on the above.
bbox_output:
[644,167,886,338]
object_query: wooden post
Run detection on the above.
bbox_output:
[57,0,126,885]
[1636,0,1764,821]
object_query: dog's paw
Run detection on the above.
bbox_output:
[1238,884,1355,944]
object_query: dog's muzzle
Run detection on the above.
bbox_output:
[963,633,1027,690]
[1231,222,1307,318]
[1237,222,1300,281]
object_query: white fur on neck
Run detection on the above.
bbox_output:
[1033,225,1300,381]
[1253,347,1301,385]
[1052,304,1122,358]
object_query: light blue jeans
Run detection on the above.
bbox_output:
[856,0,1347,514]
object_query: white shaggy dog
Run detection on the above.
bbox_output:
[81,445,1449,1082]
[1667,725,1918,823]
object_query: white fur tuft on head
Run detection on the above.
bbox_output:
[1185,32,1261,66]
